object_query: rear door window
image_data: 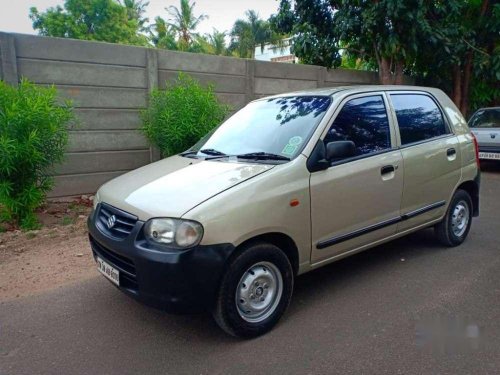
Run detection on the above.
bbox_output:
[324,95,391,157]
[390,94,448,145]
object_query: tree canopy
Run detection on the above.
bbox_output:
[272,0,499,114]
[165,0,207,50]
[230,10,282,58]
[30,0,148,45]
[28,0,498,114]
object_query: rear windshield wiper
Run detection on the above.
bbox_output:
[235,152,290,161]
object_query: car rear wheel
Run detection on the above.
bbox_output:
[435,189,473,247]
[212,242,294,338]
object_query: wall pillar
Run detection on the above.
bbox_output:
[245,59,255,103]
[317,66,327,88]
[145,48,161,162]
[0,32,18,86]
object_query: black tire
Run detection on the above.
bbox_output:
[435,189,473,247]
[212,242,294,338]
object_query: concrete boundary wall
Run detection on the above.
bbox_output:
[0,32,413,197]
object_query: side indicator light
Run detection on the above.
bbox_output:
[290,199,300,207]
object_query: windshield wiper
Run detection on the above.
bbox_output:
[199,148,227,156]
[180,148,226,158]
[235,152,290,161]
[204,151,290,162]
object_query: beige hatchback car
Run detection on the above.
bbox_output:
[88,86,480,337]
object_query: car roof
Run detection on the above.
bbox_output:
[260,85,440,99]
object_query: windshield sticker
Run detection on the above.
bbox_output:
[288,136,303,146]
[282,143,298,156]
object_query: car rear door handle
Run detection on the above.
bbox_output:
[381,165,395,175]
[447,148,456,156]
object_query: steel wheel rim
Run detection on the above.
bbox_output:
[235,261,283,323]
[451,200,469,237]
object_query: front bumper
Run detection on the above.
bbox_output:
[87,207,234,313]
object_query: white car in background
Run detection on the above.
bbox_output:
[469,107,500,161]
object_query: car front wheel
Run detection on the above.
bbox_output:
[212,242,294,338]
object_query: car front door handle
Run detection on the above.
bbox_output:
[447,148,456,157]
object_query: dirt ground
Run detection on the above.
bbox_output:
[0,201,96,301]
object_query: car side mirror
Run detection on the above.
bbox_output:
[325,141,356,161]
[307,140,357,172]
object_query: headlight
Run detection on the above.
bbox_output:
[93,192,101,210]
[144,218,203,249]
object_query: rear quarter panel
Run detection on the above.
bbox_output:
[429,88,478,207]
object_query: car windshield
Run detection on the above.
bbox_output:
[469,108,500,129]
[186,95,332,161]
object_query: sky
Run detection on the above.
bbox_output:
[0,0,280,36]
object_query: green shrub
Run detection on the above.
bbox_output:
[140,72,231,157]
[0,79,73,230]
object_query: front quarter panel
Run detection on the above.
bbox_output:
[182,156,312,274]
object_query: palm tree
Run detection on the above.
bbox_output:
[151,16,178,50]
[167,0,207,50]
[206,29,227,55]
[230,10,282,58]
[119,0,149,32]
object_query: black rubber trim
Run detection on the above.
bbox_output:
[316,216,401,249]
[316,200,446,249]
[401,200,446,220]
[398,134,455,150]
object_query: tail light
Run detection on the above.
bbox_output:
[471,133,480,168]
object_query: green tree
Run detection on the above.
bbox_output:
[119,0,149,33]
[30,0,147,45]
[416,0,499,115]
[166,0,207,51]
[272,0,435,84]
[151,16,179,50]
[206,29,228,56]
[230,10,283,58]
[272,0,499,115]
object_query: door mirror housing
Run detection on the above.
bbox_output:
[325,141,356,161]
[307,140,357,172]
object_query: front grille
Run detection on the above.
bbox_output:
[97,203,137,240]
[89,235,138,290]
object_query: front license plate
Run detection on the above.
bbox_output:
[479,152,500,160]
[96,257,120,286]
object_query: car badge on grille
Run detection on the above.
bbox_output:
[107,215,117,229]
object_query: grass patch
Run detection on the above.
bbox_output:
[61,216,75,226]
[26,231,37,239]
[48,229,58,238]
